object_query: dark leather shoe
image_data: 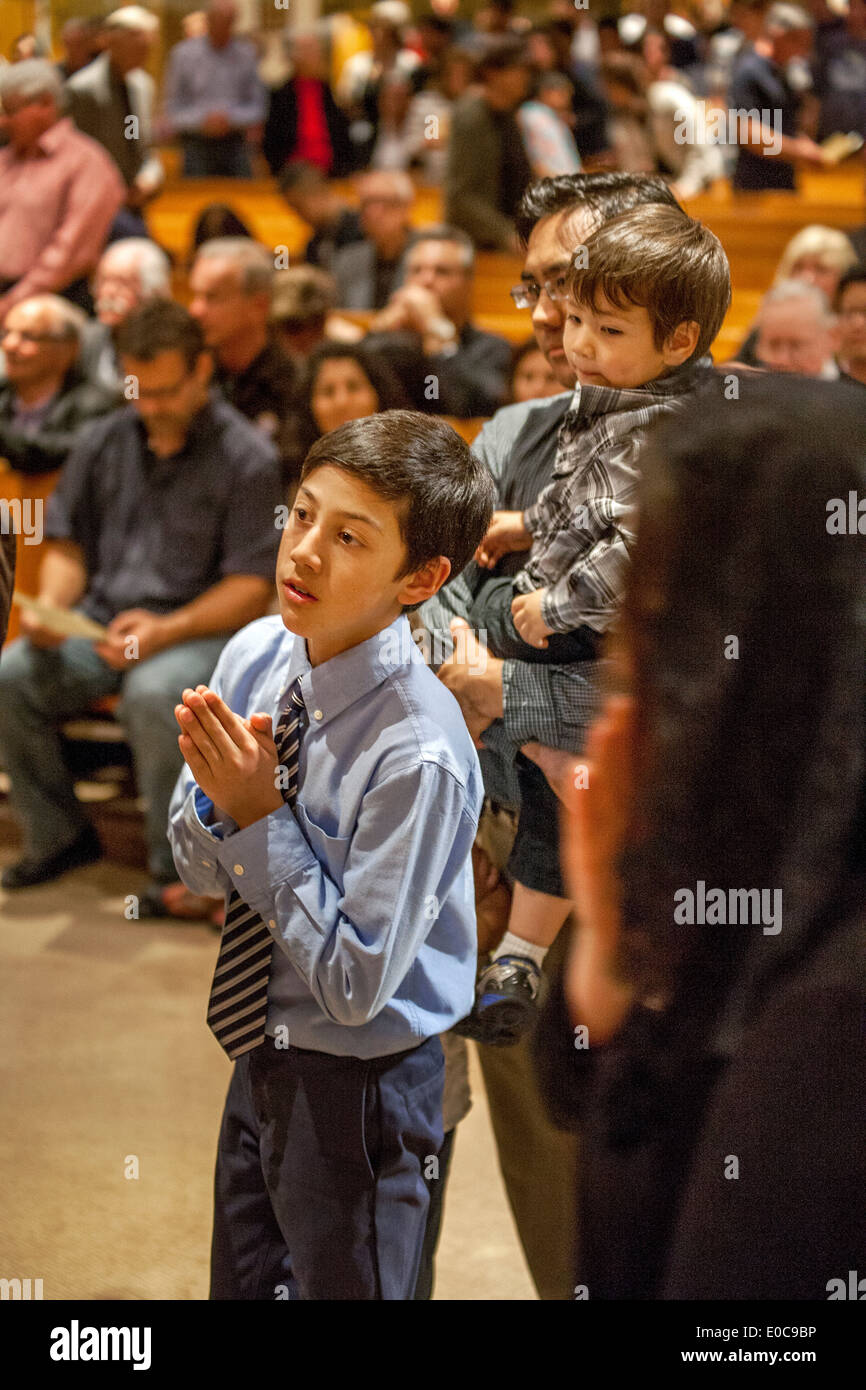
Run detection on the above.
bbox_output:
[1,825,102,890]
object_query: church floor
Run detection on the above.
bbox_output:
[0,851,536,1301]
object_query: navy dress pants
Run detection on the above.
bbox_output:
[210,1034,445,1300]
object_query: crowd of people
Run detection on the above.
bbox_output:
[0,0,864,1306]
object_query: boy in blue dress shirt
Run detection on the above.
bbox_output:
[168,411,495,1300]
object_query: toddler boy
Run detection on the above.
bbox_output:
[423,204,731,1043]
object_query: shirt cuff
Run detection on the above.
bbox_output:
[214,802,321,920]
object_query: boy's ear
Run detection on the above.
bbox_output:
[663,320,701,366]
[397,556,452,607]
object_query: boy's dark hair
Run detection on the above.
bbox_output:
[115,300,205,370]
[514,171,680,247]
[300,411,496,609]
[834,263,866,309]
[566,204,731,361]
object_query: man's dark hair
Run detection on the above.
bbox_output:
[477,34,527,78]
[834,263,866,309]
[566,204,731,361]
[300,411,496,606]
[515,171,680,248]
[116,300,205,370]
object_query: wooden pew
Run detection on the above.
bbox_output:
[0,461,60,646]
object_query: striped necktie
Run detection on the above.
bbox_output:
[207,676,308,1060]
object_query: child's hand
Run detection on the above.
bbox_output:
[475,510,532,569]
[175,685,284,830]
[511,588,553,649]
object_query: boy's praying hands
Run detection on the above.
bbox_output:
[511,587,554,649]
[175,684,284,830]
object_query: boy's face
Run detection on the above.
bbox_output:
[277,464,450,668]
[562,294,697,389]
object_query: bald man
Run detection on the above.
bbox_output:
[0,295,117,474]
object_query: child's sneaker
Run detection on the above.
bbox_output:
[453,954,542,1046]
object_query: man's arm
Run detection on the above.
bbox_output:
[438,618,606,753]
[162,47,209,134]
[95,574,273,670]
[0,399,115,475]
[17,539,89,648]
[431,334,511,418]
[0,150,126,315]
[158,575,273,647]
[36,539,88,607]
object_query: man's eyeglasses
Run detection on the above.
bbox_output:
[509,275,570,310]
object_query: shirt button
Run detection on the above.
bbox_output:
[268,919,276,929]
[200,859,210,867]
[233,864,244,875]
[313,708,323,720]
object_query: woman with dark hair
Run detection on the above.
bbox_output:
[530,372,866,1299]
[188,203,254,265]
[508,337,563,404]
[283,342,411,489]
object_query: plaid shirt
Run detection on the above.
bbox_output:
[515,361,712,634]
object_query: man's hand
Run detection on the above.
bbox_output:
[175,685,284,830]
[93,608,172,670]
[437,617,504,747]
[792,135,830,167]
[19,607,66,649]
[475,510,532,569]
[202,110,231,137]
[511,587,553,649]
[369,284,449,341]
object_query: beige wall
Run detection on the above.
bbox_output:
[0,1,36,63]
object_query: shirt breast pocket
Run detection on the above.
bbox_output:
[294,803,352,886]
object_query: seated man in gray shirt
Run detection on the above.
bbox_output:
[364,226,512,419]
[0,301,282,915]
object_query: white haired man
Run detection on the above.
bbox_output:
[755,279,841,377]
[0,60,125,318]
[82,238,173,391]
[66,6,164,239]
[0,294,117,474]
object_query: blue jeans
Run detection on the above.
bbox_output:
[0,632,232,884]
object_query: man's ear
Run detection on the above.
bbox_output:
[663,319,701,366]
[397,556,451,607]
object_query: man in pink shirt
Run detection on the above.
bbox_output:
[0,60,126,320]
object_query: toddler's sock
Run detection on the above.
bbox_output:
[491,930,547,972]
